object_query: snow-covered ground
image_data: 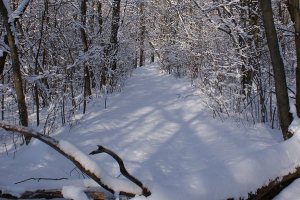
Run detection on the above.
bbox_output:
[1,64,300,199]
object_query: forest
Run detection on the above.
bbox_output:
[0,0,300,199]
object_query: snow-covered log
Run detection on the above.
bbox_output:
[226,167,300,200]
[251,167,300,199]
[0,122,151,198]
[0,188,108,200]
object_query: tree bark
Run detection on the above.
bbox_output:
[259,0,292,139]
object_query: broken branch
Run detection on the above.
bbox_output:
[90,145,151,197]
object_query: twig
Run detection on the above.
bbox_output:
[14,177,68,184]
[70,167,81,177]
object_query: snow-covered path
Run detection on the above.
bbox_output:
[0,64,287,199]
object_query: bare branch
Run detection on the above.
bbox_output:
[90,145,151,197]
[14,177,68,185]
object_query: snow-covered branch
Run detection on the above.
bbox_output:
[90,145,151,197]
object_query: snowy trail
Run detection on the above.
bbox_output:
[0,64,285,199]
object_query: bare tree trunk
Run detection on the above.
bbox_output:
[110,0,121,71]
[33,0,48,126]
[286,0,296,22]
[286,0,300,117]
[1,73,4,120]
[0,34,7,121]
[0,35,8,75]
[259,0,292,139]
[97,1,103,35]
[0,1,29,135]
[295,4,300,117]
[80,0,92,114]
[150,51,155,63]
[139,1,146,67]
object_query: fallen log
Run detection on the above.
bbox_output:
[226,170,300,200]
[0,189,112,199]
[245,167,300,200]
[0,122,151,198]
[225,166,300,200]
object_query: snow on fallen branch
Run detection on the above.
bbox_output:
[0,122,151,198]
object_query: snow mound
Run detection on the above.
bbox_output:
[62,185,89,200]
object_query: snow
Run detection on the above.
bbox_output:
[1,63,300,199]
[58,139,102,177]
[62,185,89,200]
[274,179,300,200]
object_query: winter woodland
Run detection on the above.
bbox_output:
[0,0,300,199]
